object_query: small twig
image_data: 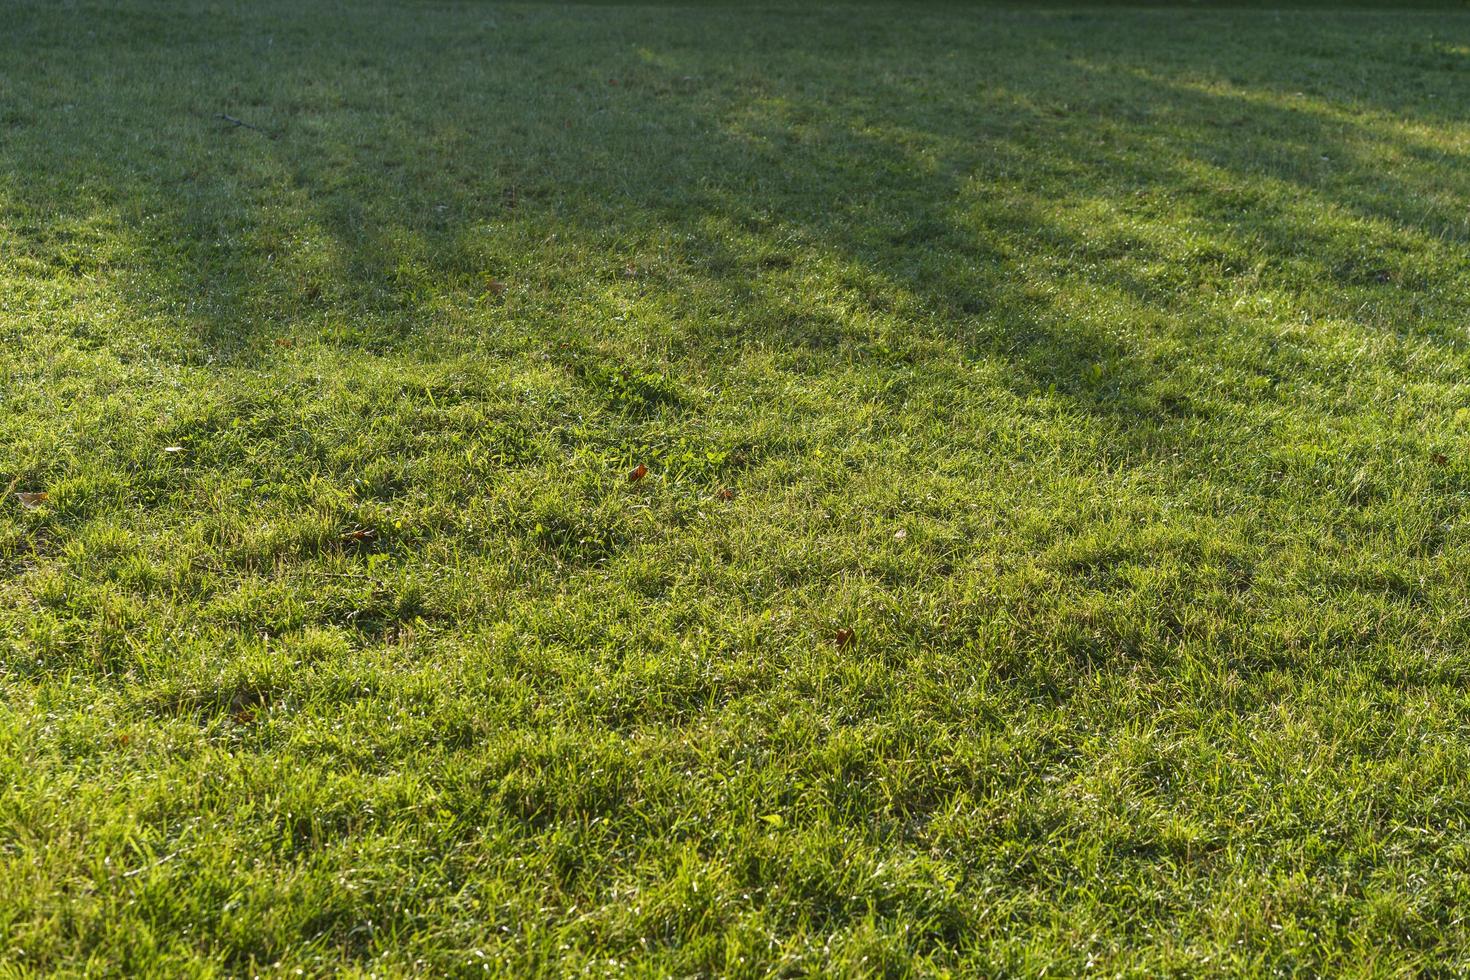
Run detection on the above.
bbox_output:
[214,113,275,138]
[121,849,181,879]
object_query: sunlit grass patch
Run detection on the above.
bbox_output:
[5,0,1470,974]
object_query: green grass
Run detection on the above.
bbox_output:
[6,0,1470,974]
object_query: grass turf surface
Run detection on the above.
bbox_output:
[6,0,1470,974]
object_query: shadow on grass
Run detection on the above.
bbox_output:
[4,1,1469,447]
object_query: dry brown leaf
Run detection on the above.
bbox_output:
[716,487,735,501]
[628,463,648,483]
[274,337,295,348]
[16,491,48,509]
[486,278,508,297]
[1433,452,1449,465]
[341,528,377,542]
[834,627,856,649]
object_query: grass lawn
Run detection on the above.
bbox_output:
[7,0,1470,974]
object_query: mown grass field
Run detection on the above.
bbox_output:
[6,0,1470,974]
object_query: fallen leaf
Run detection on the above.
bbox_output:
[341,528,377,542]
[16,491,48,509]
[1433,452,1449,465]
[486,278,508,297]
[274,337,295,348]
[834,627,856,649]
[893,528,908,541]
[232,707,256,725]
[628,463,648,483]
[716,487,735,501]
